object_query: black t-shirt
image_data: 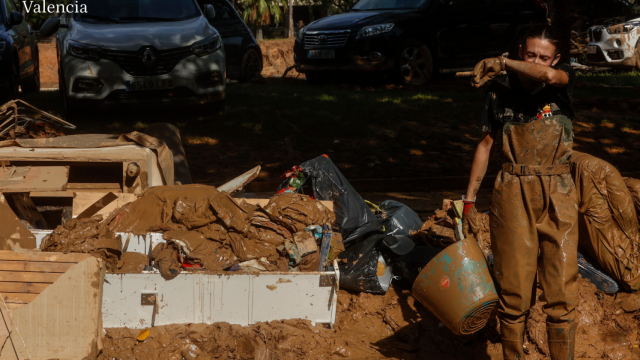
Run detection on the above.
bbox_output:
[478,63,576,133]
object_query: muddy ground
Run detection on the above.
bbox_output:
[98,278,640,359]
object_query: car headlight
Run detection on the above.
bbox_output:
[356,23,394,39]
[623,23,637,32]
[67,40,103,62]
[191,35,222,57]
[298,26,306,40]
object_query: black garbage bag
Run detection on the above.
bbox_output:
[391,245,442,287]
[338,234,390,294]
[300,155,382,247]
[378,200,422,237]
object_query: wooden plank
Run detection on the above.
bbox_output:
[0,261,75,273]
[72,192,136,219]
[0,166,69,193]
[0,282,51,294]
[0,251,90,263]
[67,183,120,190]
[218,166,261,195]
[0,293,39,304]
[0,272,62,283]
[6,257,105,359]
[76,192,118,219]
[6,193,48,229]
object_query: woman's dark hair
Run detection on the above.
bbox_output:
[522,24,562,53]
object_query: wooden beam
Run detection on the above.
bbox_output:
[0,272,62,283]
[0,282,51,294]
[67,183,121,190]
[0,251,89,263]
[0,261,75,273]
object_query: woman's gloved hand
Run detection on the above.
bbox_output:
[462,195,480,235]
[471,56,506,88]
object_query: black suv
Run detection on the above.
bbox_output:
[294,0,547,85]
[1,0,40,99]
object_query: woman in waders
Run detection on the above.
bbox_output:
[465,24,578,360]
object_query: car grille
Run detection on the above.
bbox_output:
[102,46,193,76]
[304,31,350,48]
[589,28,603,42]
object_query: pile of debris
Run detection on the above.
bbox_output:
[40,184,342,279]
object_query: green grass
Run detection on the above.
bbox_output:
[577,70,640,88]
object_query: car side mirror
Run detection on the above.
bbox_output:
[9,11,23,25]
[205,4,216,20]
[40,17,62,37]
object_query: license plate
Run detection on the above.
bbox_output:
[587,46,597,54]
[307,50,335,59]
[126,79,174,91]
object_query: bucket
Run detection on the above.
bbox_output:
[412,237,498,335]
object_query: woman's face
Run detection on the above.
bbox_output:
[519,38,559,67]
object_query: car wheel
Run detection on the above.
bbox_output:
[395,40,433,86]
[238,48,262,83]
[21,48,40,93]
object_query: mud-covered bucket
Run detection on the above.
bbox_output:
[412,237,498,335]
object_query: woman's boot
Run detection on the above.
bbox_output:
[546,322,576,360]
[500,320,525,360]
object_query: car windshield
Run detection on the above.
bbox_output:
[74,0,201,23]
[352,0,428,10]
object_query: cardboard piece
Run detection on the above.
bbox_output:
[0,196,36,251]
[0,252,105,360]
[218,166,261,195]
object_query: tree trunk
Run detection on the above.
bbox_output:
[286,0,294,38]
[550,0,571,64]
[256,25,264,41]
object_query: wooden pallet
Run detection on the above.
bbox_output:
[0,250,92,309]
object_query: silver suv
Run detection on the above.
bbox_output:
[40,0,226,118]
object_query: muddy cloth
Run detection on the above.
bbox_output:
[114,252,148,274]
[0,194,36,250]
[377,200,422,237]
[490,115,579,360]
[263,192,335,233]
[109,184,220,235]
[151,242,182,280]
[338,234,389,294]
[41,215,123,271]
[625,177,640,228]
[570,152,640,291]
[163,230,232,271]
[300,155,382,246]
[478,63,576,132]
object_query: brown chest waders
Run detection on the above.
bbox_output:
[490,115,579,360]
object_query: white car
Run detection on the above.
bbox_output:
[587,17,640,70]
[39,0,226,118]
